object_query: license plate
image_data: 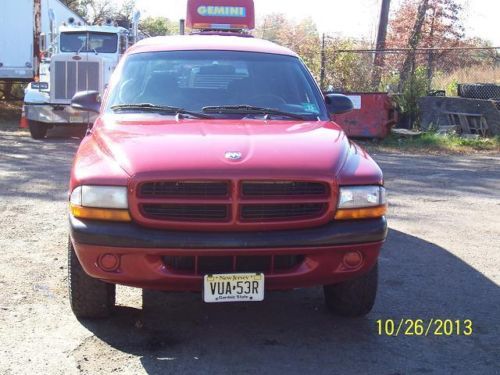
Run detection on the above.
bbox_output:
[70,116,83,123]
[203,273,264,303]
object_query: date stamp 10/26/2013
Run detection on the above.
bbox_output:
[376,319,473,337]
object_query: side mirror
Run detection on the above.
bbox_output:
[71,90,101,113]
[325,94,354,115]
[39,33,47,54]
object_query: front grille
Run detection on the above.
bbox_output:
[142,204,228,221]
[140,181,228,198]
[133,179,332,229]
[163,255,304,275]
[242,181,328,197]
[241,203,326,221]
[53,60,99,101]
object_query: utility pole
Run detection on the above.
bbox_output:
[179,19,185,35]
[33,0,42,80]
[320,33,326,91]
[371,0,391,90]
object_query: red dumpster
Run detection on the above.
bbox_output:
[333,92,398,139]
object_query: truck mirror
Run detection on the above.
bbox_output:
[39,33,47,53]
[71,91,101,113]
[325,94,354,115]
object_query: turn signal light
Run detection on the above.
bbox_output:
[334,205,387,220]
[70,204,132,222]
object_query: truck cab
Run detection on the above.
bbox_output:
[24,22,130,139]
[67,0,388,319]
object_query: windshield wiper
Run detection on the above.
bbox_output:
[202,105,312,120]
[111,104,211,119]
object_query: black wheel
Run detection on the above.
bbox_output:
[323,262,378,317]
[68,238,115,319]
[28,120,48,139]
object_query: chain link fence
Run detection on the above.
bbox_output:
[320,45,500,128]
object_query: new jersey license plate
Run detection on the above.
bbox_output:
[70,116,83,123]
[203,273,264,303]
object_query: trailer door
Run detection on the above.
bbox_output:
[0,0,35,80]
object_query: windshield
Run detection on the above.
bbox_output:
[106,51,328,120]
[60,32,118,53]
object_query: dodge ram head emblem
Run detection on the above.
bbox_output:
[225,151,242,161]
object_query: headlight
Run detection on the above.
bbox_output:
[335,186,387,220]
[70,185,131,222]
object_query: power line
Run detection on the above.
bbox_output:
[333,46,500,54]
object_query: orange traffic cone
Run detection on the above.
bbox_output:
[19,105,29,129]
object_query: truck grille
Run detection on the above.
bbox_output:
[132,180,333,230]
[163,254,304,275]
[53,61,99,101]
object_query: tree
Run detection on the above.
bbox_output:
[139,17,180,37]
[256,14,375,91]
[61,0,136,26]
[387,0,466,82]
[256,14,321,79]
[323,37,374,92]
[398,0,430,90]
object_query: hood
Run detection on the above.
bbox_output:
[92,115,350,181]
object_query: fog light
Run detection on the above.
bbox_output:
[98,253,120,271]
[343,251,363,268]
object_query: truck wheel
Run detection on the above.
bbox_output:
[28,120,48,140]
[323,262,378,317]
[68,239,115,319]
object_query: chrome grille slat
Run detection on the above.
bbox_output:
[54,60,100,101]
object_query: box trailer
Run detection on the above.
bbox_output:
[0,0,85,82]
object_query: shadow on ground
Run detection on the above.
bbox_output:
[0,130,81,201]
[79,229,500,374]
[373,152,500,198]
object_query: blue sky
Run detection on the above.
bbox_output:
[134,0,500,45]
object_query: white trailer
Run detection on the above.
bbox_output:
[0,0,85,82]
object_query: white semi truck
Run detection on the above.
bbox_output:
[23,13,141,139]
[0,0,85,82]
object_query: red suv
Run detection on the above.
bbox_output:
[68,27,387,319]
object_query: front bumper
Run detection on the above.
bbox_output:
[24,103,96,125]
[70,216,387,291]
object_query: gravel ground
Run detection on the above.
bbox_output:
[0,124,499,375]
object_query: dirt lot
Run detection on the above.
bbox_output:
[0,121,499,375]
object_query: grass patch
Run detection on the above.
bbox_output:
[375,133,500,153]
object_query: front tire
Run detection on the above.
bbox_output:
[68,239,115,319]
[28,120,48,139]
[323,262,378,317]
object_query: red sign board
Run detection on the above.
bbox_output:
[186,0,255,30]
